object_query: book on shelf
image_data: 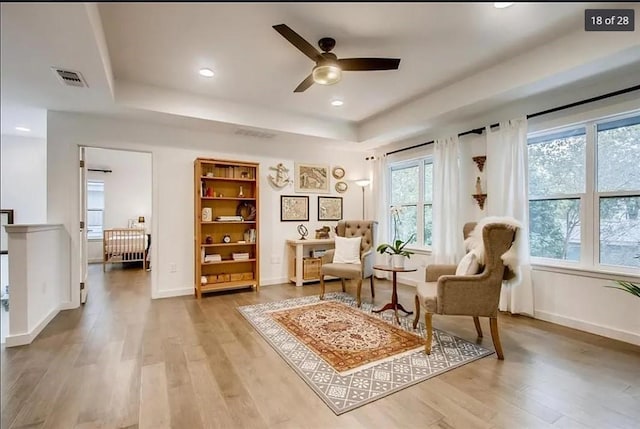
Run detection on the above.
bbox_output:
[232,252,250,260]
[243,228,256,243]
[216,215,244,222]
[204,254,222,263]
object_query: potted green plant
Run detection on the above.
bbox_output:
[376,206,415,268]
[605,280,640,298]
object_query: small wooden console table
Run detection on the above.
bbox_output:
[286,238,335,286]
[372,264,417,324]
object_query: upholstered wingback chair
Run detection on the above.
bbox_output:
[319,220,377,307]
[413,222,517,359]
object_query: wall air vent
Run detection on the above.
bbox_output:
[234,128,276,139]
[51,67,88,88]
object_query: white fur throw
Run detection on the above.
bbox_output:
[463,216,522,280]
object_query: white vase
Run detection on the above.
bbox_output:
[392,254,405,268]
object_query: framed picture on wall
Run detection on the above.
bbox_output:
[281,195,309,222]
[318,197,343,221]
[294,163,330,193]
[1,209,15,255]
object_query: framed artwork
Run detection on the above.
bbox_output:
[1,209,15,255]
[318,197,343,221]
[281,195,309,222]
[332,166,345,180]
[295,163,329,193]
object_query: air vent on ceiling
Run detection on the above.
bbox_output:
[51,67,88,88]
[234,128,276,139]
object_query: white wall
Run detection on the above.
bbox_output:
[47,111,367,305]
[533,269,640,346]
[86,148,152,262]
[0,134,47,223]
[5,224,70,347]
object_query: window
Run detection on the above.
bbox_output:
[87,180,104,239]
[389,158,433,248]
[528,112,640,272]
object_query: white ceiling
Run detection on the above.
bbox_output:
[1,2,639,146]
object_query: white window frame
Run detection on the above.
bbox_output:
[387,156,433,251]
[528,110,640,276]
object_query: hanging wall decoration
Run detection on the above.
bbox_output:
[295,163,330,193]
[281,195,310,221]
[268,163,292,189]
[332,166,346,180]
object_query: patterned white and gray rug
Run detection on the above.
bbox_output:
[237,292,493,415]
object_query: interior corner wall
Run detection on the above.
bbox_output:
[1,134,47,223]
[47,111,367,303]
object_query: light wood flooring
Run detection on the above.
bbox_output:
[2,264,639,429]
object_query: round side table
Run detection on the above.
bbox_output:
[372,264,417,324]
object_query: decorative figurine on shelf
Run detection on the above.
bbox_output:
[475,177,483,195]
[205,187,213,197]
[268,163,292,189]
[205,235,213,244]
[236,201,256,221]
[297,224,308,240]
[315,226,331,239]
[202,207,213,222]
[238,186,245,198]
[223,234,231,243]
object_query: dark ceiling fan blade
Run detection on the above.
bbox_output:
[293,74,315,93]
[273,24,321,62]
[337,58,401,71]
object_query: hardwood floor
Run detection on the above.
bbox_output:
[2,264,639,429]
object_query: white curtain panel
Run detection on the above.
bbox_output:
[432,135,464,264]
[372,154,390,278]
[486,117,535,316]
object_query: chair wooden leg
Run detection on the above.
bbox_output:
[473,316,483,338]
[356,279,362,307]
[341,278,346,293]
[424,313,433,355]
[413,295,420,329]
[490,317,504,360]
[319,275,325,300]
[370,276,375,298]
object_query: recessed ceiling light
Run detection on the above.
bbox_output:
[330,99,344,107]
[15,126,31,132]
[199,68,215,78]
[494,2,514,8]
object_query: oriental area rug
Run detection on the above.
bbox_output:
[237,292,493,415]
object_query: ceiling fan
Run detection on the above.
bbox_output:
[273,24,401,93]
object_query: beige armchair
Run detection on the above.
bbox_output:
[413,222,517,359]
[319,220,376,307]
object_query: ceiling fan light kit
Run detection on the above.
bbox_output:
[273,24,400,93]
[312,64,341,85]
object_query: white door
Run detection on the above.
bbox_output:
[80,147,88,304]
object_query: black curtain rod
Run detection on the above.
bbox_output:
[384,84,640,157]
[88,168,112,173]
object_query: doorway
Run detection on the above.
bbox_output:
[80,147,153,304]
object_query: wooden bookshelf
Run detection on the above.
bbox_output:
[194,157,259,298]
